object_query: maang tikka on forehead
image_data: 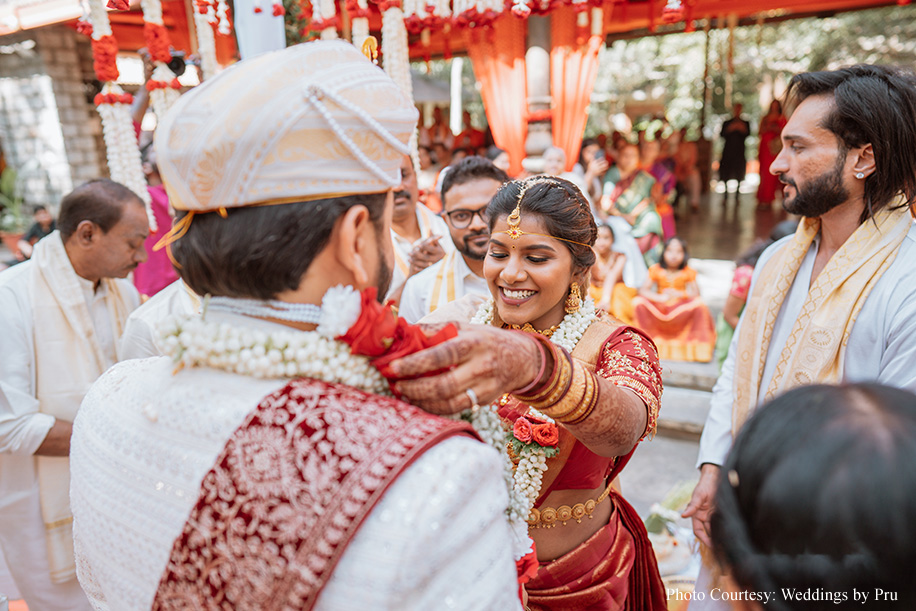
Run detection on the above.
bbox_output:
[499,177,591,248]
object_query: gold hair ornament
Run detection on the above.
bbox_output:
[501,177,591,248]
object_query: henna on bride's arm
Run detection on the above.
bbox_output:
[392,328,543,410]
[564,383,647,458]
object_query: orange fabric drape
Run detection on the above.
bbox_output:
[467,14,528,177]
[550,6,603,172]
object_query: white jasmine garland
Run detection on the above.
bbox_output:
[465,296,598,559]
[316,284,362,338]
[193,5,219,80]
[148,63,181,122]
[216,0,231,35]
[158,286,391,395]
[319,0,338,39]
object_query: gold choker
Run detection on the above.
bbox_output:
[504,322,559,338]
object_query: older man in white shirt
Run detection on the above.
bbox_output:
[0,179,145,609]
[684,65,916,610]
[400,156,508,323]
[386,156,454,305]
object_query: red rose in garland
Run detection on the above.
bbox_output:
[337,288,457,385]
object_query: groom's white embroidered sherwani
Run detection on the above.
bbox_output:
[70,313,521,611]
[0,232,138,610]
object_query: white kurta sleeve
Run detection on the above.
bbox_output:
[694,243,782,469]
[398,273,428,324]
[874,276,916,393]
[315,436,523,611]
[0,277,54,455]
[118,314,160,361]
[695,330,736,468]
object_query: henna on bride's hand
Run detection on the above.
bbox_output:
[389,335,479,378]
[416,321,454,336]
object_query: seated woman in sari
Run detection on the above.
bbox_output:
[590,223,638,325]
[640,139,677,240]
[633,237,716,362]
[599,143,665,266]
[397,176,667,610]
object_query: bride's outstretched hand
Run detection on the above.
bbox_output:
[388,323,544,416]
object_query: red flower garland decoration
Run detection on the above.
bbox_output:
[145,79,182,91]
[376,0,402,11]
[94,92,134,106]
[311,15,340,30]
[143,22,172,63]
[337,288,458,388]
[76,20,94,36]
[345,0,371,19]
[272,3,285,16]
[91,35,120,83]
[107,0,130,9]
[195,0,210,14]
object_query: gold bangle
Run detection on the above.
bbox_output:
[540,360,587,419]
[518,348,572,408]
[559,366,599,425]
[515,338,563,403]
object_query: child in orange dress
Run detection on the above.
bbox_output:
[633,237,716,362]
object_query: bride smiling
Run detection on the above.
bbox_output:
[393,176,667,610]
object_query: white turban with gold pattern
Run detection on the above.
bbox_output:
[155,40,418,213]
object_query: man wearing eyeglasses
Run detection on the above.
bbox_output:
[399,156,508,323]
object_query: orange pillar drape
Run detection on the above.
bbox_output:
[467,14,528,177]
[550,5,602,172]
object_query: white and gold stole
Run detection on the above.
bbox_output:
[31,232,134,582]
[732,202,912,435]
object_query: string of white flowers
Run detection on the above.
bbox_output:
[148,65,181,120]
[350,0,370,50]
[158,286,391,395]
[216,0,232,35]
[380,6,418,169]
[141,0,181,120]
[319,0,338,39]
[87,0,110,37]
[86,0,153,227]
[466,296,598,559]
[193,4,219,80]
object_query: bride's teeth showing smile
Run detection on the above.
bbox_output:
[501,288,536,300]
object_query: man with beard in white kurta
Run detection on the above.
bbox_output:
[399,156,507,323]
[69,41,531,611]
[683,65,916,610]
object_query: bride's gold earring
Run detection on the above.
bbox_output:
[565,282,582,315]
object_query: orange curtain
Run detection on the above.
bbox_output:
[467,14,528,177]
[550,5,603,171]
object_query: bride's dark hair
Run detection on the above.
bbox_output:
[486,176,597,271]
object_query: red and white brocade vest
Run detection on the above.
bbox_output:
[152,378,477,610]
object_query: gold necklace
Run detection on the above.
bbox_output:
[504,322,559,338]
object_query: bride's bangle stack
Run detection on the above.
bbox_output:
[515,337,599,426]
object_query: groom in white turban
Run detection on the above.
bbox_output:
[69,41,523,610]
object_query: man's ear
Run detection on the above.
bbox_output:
[852,143,876,179]
[72,220,98,248]
[334,205,374,289]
